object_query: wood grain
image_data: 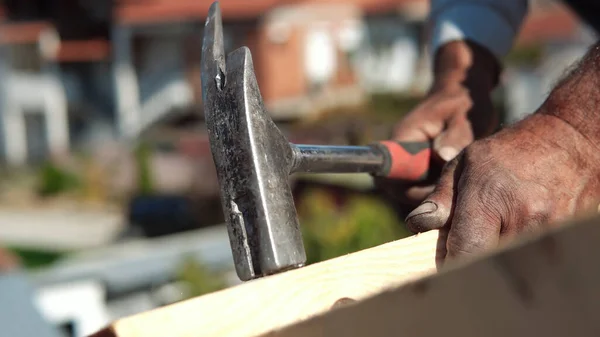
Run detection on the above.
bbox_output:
[268,214,600,337]
[90,230,443,337]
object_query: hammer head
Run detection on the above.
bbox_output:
[201,2,306,281]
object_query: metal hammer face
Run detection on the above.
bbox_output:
[201,2,305,281]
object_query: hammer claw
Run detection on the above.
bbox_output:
[201,1,226,98]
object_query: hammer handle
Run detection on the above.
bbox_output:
[372,140,431,181]
[291,142,432,182]
[291,144,385,174]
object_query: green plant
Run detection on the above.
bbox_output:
[36,162,81,197]
[134,142,154,195]
[368,93,423,121]
[298,187,410,264]
[8,246,66,269]
[176,256,228,299]
[505,44,544,67]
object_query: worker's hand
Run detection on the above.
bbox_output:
[405,112,600,261]
[377,41,500,208]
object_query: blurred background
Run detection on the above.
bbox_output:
[0,0,596,336]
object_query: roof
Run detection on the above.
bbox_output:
[53,39,111,63]
[116,0,294,25]
[116,0,425,25]
[0,21,51,45]
[0,21,110,62]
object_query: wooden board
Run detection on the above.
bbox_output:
[267,213,600,337]
[90,230,443,337]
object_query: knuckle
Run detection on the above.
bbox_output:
[477,174,520,220]
[480,174,512,198]
[522,195,552,217]
[517,187,554,231]
[461,145,499,176]
[464,139,494,160]
[462,143,482,162]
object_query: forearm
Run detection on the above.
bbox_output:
[432,40,499,91]
[428,0,529,138]
[429,0,529,62]
[539,41,600,148]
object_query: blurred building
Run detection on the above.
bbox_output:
[504,0,598,123]
[0,0,425,167]
[0,0,113,166]
[0,0,595,167]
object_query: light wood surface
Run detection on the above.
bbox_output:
[268,214,600,337]
[91,230,443,337]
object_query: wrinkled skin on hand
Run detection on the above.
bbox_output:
[406,113,600,261]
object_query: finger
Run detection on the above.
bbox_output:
[433,115,474,163]
[393,119,440,142]
[405,153,463,233]
[445,189,501,259]
[444,168,502,258]
[426,87,472,119]
[393,90,472,142]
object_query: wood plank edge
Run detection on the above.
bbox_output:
[88,230,442,337]
[264,212,600,337]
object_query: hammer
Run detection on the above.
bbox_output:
[201,2,433,281]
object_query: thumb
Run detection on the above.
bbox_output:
[405,153,463,233]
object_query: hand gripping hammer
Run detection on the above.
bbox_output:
[201,2,433,281]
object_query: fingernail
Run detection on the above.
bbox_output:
[438,147,459,162]
[405,201,438,222]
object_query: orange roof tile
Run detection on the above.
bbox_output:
[116,0,291,24]
[115,0,424,24]
[53,39,111,63]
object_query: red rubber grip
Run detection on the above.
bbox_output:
[378,140,431,181]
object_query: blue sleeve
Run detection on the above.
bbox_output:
[429,0,530,61]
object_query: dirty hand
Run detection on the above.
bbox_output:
[405,41,600,260]
[378,41,500,207]
[406,114,600,260]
